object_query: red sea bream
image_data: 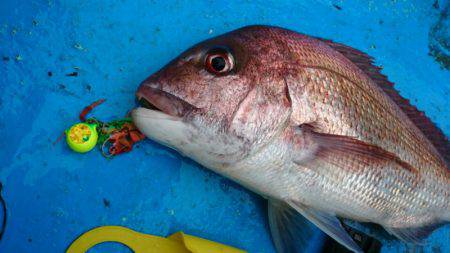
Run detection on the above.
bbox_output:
[132,26,450,253]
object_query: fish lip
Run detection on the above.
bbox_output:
[136,85,195,118]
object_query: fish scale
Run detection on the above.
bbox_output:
[298,67,445,175]
[132,25,449,252]
[300,151,416,219]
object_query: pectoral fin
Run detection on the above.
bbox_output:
[268,199,325,253]
[293,125,417,175]
[287,200,363,253]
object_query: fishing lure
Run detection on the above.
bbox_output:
[65,99,145,157]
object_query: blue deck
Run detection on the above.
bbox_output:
[0,0,449,252]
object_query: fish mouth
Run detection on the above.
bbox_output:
[136,85,195,118]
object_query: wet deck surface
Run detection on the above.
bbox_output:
[0,1,449,252]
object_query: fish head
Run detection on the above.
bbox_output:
[132,26,293,168]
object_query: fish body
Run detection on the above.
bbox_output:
[132,26,450,252]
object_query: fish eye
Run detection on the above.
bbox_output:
[205,48,234,75]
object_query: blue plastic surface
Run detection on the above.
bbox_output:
[0,1,449,252]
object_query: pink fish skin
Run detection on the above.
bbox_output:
[132,25,450,252]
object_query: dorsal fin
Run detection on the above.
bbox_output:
[318,38,450,166]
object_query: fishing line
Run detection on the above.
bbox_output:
[0,182,6,241]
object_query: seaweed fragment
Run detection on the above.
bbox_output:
[73,43,84,50]
[333,4,342,10]
[433,0,439,10]
[429,4,450,70]
[66,72,78,77]
[103,198,110,208]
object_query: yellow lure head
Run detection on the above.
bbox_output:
[66,123,98,153]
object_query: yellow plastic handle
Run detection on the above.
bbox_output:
[66,226,246,253]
